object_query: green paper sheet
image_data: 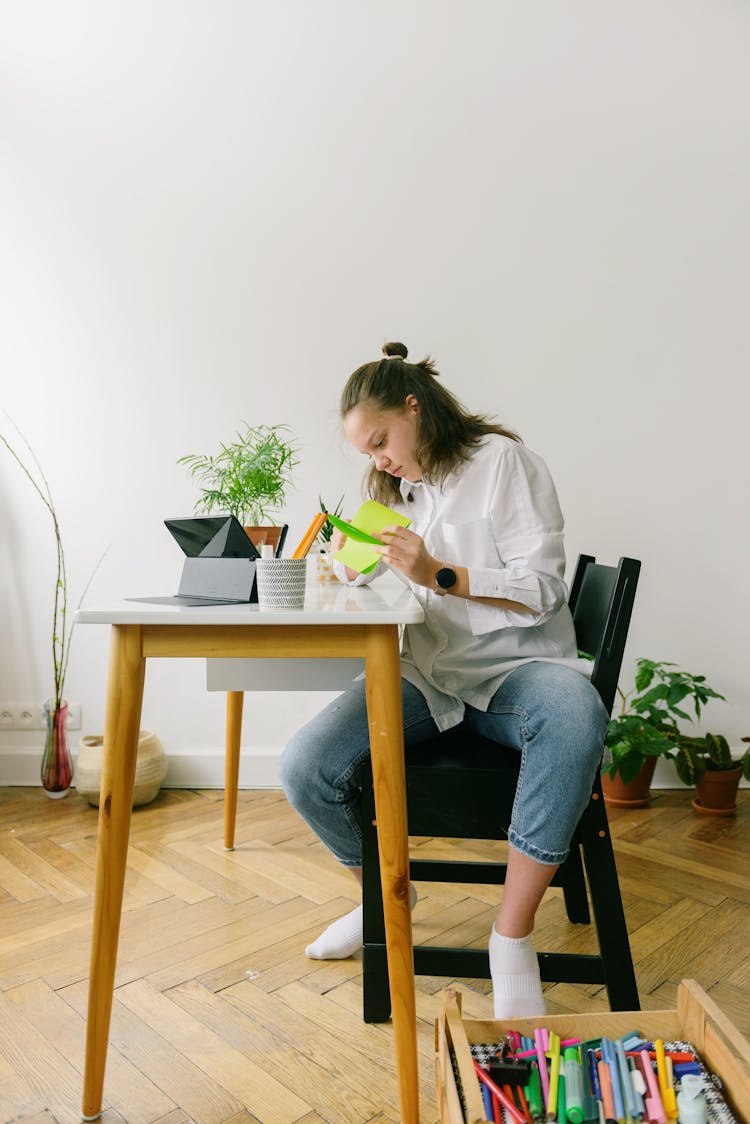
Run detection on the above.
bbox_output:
[332,500,411,574]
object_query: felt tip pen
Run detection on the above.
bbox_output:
[601,1040,625,1124]
[563,1047,585,1124]
[626,1056,646,1119]
[547,1032,562,1118]
[557,1064,567,1124]
[654,1040,678,1119]
[535,1028,551,1108]
[526,1060,544,1121]
[582,1048,600,1123]
[479,1077,494,1120]
[597,1060,616,1124]
[614,1039,640,1120]
[635,1050,666,1124]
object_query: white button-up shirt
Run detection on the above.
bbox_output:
[334,434,592,731]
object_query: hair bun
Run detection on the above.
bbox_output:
[382,341,408,360]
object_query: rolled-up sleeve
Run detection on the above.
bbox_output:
[466,443,568,622]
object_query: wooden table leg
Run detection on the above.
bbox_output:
[365,624,419,1124]
[224,690,244,850]
[82,625,145,1121]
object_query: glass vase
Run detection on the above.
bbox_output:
[41,699,74,798]
[316,544,336,582]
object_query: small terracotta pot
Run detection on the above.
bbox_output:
[244,525,284,552]
[601,756,658,808]
[692,765,742,816]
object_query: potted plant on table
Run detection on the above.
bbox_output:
[178,423,299,553]
[602,659,726,807]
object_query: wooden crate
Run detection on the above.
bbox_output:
[436,980,750,1124]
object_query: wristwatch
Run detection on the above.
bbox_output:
[434,566,457,596]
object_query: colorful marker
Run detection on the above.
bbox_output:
[535,1028,551,1109]
[548,1032,562,1119]
[636,1050,666,1124]
[598,1059,616,1124]
[655,1039,678,1119]
[526,1060,544,1121]
[564,1047,585,1124]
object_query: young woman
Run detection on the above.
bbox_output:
[280,342,609,1018]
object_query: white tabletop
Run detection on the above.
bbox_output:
[75,573,424,627]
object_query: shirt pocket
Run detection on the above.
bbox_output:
[443,518,506,636]
[442,518,501,568]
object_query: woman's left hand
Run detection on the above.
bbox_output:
[376,525,437,589]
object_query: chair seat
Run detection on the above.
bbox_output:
[403,730,520,839]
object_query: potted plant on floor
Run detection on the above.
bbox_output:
[178,423,299,553]
[671,732,750,816]
[602,659,726,807]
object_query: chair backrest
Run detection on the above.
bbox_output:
[568,555,641,714]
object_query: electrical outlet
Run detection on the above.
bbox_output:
[0,702,82,731]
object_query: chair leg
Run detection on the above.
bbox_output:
[360,766,392,1023]
[581,787,640,1010]
[559,842,591,924]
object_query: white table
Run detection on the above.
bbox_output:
[77,577,424,1123]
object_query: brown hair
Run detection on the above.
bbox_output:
[340,342,521,505]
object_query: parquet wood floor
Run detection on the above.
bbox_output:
[0,785,748,1123]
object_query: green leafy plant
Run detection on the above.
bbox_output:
[604,659,727,783]
[178,423,299,526]
[317,494,345,545]
[670,731,750,785]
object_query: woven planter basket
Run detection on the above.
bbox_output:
[76,730,167,807]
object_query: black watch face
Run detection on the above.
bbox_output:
[436,567,457,590]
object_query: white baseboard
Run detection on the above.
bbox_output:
[0,747,283,789]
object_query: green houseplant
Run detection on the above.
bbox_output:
[316,493,344,546]
[178,423,299,551]
[671,731,750,816]
[602,659,726,806]
[179,423,299,526]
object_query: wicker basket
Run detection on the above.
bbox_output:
[76,730,167,807]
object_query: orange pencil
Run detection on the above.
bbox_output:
[291,511,329,559]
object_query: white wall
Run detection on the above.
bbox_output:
[2,2,748,787]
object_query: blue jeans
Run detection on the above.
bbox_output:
[279,661,610,868]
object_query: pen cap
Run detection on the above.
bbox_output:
[563,1048,584,1124]
[676,1075,707,1124]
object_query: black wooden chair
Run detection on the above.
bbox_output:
[359,554,641,1022]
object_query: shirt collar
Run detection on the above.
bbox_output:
[399,476,426,501]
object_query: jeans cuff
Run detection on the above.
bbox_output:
[508,828,568,866]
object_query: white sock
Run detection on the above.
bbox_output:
[489,926,546,1019]
[305,884,418,960]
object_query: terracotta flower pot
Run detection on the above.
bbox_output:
[601,756,657,808]
[692,765,742,816]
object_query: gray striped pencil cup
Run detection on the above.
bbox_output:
[255,558,308,609]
